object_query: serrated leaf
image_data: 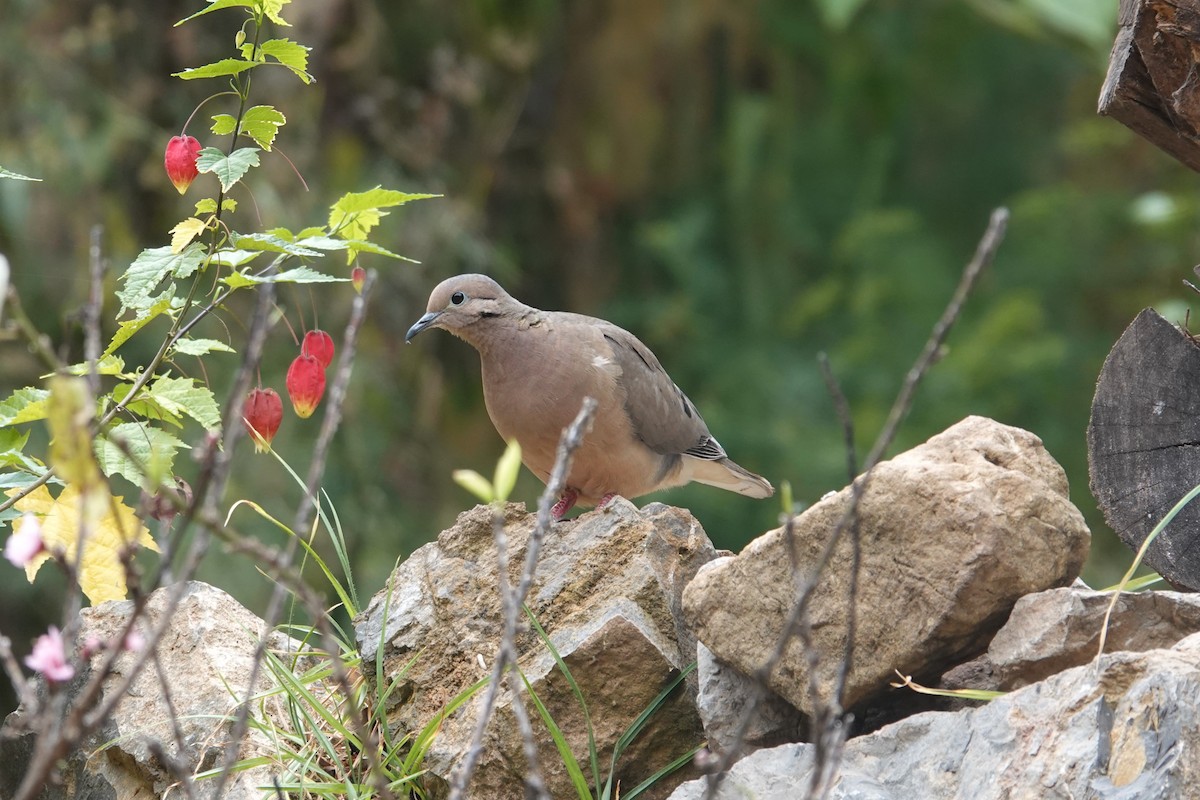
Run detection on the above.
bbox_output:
[147,376,222,431]
[95,422,189,488]
[229,232,322,257]
[296,226,325,238]
[10,484,159,605]
[105,295,175,357]
[112,385,183,428]
[328,186,439,244]
[196,146,260,192]
[221,198,238,212]
[260,0,292,26]
[259,38,310,83]
[345,239,418,262]
[265,226,295,241]
[223,266,343,287]
[194,198,218,215]
[0,388,51,427]
[174,58,257,81]
[240,105,286,150]
[57,355,128,379]
[271,267,344,284]
[170,217,208,253]
[209,249,261,268]
[117,245,206,316]
[172,338,235,357]
[220,272,259,290]
[293,235,350,252]
[0,166,42,182]
[176,0,256,26]
[211,113,238,136]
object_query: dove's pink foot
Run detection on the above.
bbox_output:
[551,488,579,521]
[597,493,617,510]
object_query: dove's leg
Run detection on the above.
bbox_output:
[551,488,579,520]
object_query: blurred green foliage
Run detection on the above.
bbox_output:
[0,0,1192,715]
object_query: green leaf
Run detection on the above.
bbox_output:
[175,0,256,26]
[0,430,42,480]
[196,146,260,192]
[224,266,342,287]
[452,470,493,503]
[494,439,522,503]
[113,383,183,428]
[259,38,310,83]
[240,105,286,150]
[147,376,222,431]
[328,187,439,244]
[293,235,350,252]
[194,198,218,215]
[105,295,176,357]
[173,58,257,81]
[211,113,237,136]
[229,232,323,257]
[172,338,235,357]
[0,166,41,182]
[0,388,50,427]
[95,422,188,487]
[345,239,418,262]
[59,355,128,378]
[260,0,292,26]
[117,245,206,316]
[210,249,261,268]
[264,226,295,241]
[220,272,260,290]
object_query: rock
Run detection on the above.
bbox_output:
[683,416,1090,717]
[669,630,1200,799]
[354,499,716,799]
[695,641,805,756]
[0,582,295,800]
[985,585,1200,689]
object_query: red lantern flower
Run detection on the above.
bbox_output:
[243,387,283,451]
[164,135,202,195]
[351,266,366,295]
[302,329,335,369]
[286,354,326,419]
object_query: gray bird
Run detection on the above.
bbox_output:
[406,274,773,519]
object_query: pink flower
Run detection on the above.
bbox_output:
[123,629,145,652]
[25,627,75,683]
[5,512,44,568]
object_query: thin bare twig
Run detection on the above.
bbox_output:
[701,207,1009,800]
[449,397,597,800]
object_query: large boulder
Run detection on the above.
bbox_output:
[0,582,294,800]
[683,416,1090,717]
[670,630,1200,799]
[354,499,718,799]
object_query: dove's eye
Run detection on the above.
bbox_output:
[450,291,466,306]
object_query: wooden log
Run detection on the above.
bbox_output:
[1088,308,1200,590]
[1098,0,1200,174]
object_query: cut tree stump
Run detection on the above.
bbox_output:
[1099,0,1200,174]
[1088,308,1200,590]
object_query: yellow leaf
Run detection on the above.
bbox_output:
[10,485,159,605]
[170,217,208,254]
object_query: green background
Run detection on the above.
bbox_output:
[0,0,1187,714]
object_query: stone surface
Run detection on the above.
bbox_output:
[683,416,1090,717]
[695,640,805,756]
[354,499,717,799]
[0,582,296,800]
[979,585,1200,690]
[669,631,1200,800]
